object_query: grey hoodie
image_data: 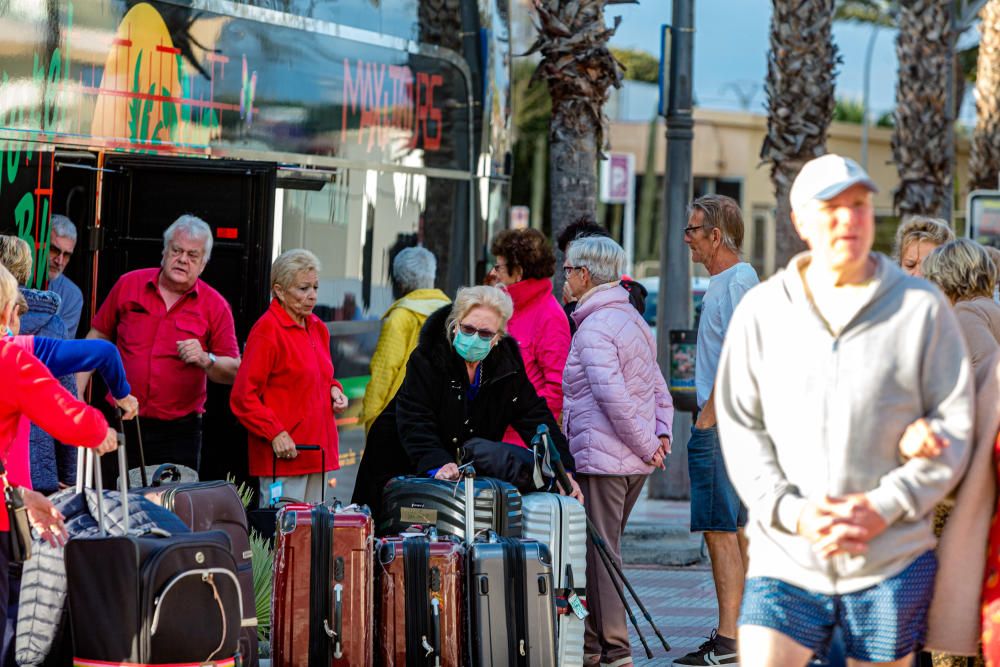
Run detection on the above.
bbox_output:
[716,252,973,595]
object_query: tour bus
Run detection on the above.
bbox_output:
[0,0,512,492]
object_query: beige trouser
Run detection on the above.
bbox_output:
[577,473,648,667]
[258,472,334,508]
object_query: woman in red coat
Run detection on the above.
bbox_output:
[231,249,348,506]
[0,264,117,633]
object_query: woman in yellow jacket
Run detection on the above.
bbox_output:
[361,246,450,432]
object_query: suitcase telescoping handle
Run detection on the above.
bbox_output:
[461,464,476,543]
[80,409,133,536]
[270,444,325,505]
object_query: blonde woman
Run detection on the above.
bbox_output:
[893,216,955,277]
[353,285,581,517]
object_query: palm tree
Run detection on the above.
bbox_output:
[891,0,953,217]
[971,0,1000,191]
[761,0,839,266]
[526,0,624,238]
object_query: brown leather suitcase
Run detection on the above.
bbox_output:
[377,530,463,667]
[271,502,374,667]
[140,475,259,667]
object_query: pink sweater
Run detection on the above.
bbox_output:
[503,278,571,447]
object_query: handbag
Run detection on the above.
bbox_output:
[0,459,32,563]
[460,436,554,493]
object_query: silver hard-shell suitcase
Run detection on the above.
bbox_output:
[522,493,587,667]
[461,469,557,667]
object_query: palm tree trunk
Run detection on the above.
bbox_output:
[971,0,1000,192]
[548,109,599,237]
[761,0,839,268]
[892,0,953,217]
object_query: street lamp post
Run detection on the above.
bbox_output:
[652,0,694,500]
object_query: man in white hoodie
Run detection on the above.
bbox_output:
[716,155,974,666]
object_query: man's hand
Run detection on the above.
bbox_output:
[177,339,209,368]
[434,463,460,481]
[22,489,68,548]
[272,431,297,460]
[898,418,949,459]
[115,394,139,420]
[94,427,119,455]
[797,495,889,559]
[331,386,349,413]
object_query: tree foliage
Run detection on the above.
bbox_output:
[610,47,660,84]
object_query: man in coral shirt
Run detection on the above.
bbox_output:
[86,215,240,472]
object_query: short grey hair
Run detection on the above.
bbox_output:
[163,214,213,261]
[271,248,321,293]
[445,285,514,337]
[893,216,954,262]
[566,235,624,285]
[393,246,436,293]
[50,214,77,244]
[923,238,996,302]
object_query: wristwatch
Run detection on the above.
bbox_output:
[205,352,218,370]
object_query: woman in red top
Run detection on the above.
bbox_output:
[0,264,117,633]
[231,249,347,506]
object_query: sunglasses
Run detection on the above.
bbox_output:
[458,323,497,340]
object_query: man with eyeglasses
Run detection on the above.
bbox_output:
[47,215,84,338]
[85,215,240,471]
[674,194,759,666]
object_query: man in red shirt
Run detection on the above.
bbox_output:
[86,215,240,472]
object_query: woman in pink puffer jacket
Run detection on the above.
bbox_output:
[562,235,674,667]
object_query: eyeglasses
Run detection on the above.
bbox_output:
[167,245,204,262]
[458,323,498,340]
[562,265,585,276]
[683,224,705,236]
[490,263,508,274]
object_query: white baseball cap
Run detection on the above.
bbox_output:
[790,154,878,213]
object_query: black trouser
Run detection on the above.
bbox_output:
[126,414,203,474]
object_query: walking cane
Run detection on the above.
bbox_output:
[537,425,672,653]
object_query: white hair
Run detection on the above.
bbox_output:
[50,214,78,244]
[445,285,514,336]
[566,236,625,285]
[393,246,436,293]
[0,264,17,315]
[163,214,213,260]
[271,248,321,292]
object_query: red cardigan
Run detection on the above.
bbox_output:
[0,339,108,530]
[231,300,342,477]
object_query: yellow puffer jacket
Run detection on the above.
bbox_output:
[361,289,451,432]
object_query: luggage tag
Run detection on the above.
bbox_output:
[269,479,284,506]
[564,564,589,620]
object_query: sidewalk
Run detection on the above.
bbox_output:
[622,495,719,666]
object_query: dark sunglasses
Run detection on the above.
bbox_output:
[458,323,497,340]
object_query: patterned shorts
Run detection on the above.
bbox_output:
[740,551,938,662]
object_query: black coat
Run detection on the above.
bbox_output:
[352,305,573,515]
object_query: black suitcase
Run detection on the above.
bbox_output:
[65,530,243,666]
[379,475,522,538]
[64,445,243,667]
[456,469,557,667]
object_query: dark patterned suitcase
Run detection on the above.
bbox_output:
[379,475,522,538]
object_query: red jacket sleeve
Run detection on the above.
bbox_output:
[535,308,570,421]
[230,323,286,442]
[13,346,108,448]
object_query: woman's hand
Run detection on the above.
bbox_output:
[95,427,118,456]
[272,431,297,460]
[898,418,948,460]
[115,394,139,420]
[331,386,349,414]
[562,281,576,306]
[22,489,68,548]
[434,463,460,481]
[559,472,585,504]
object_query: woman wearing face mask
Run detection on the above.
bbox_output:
[353,285,582,518]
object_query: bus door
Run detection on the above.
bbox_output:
[94,154,275,489]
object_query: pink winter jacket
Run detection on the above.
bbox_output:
[563,282,674,475]
[503,278,571,446]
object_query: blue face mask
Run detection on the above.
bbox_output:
[2,327,11,337]
[453,329,494,362]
